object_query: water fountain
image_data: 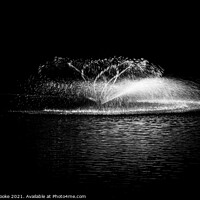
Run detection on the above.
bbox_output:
[14,56,200,114]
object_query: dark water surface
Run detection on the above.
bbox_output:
[1,112,200,199]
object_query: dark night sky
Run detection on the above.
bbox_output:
[1,3,200,93]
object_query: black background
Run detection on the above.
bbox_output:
[1,3,200,93]
[1,3,200,199]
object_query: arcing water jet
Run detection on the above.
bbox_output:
[21,56,200,114]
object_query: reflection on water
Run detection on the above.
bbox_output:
[1,112,200,198]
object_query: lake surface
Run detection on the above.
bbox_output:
[1,112,200,199]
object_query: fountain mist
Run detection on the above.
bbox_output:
[16,56,200,114]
